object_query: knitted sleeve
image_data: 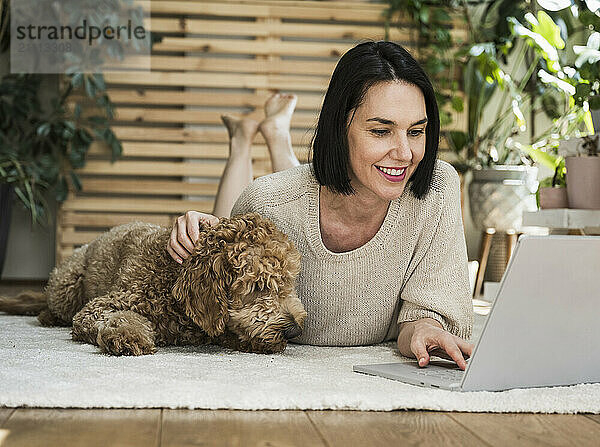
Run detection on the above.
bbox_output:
[397,164,474,340]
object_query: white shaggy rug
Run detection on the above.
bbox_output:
[1,313,599,413]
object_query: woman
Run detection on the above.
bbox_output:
[167,41,474,370]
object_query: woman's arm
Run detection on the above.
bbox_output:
[397,318,473,371]
[397,162,474,341]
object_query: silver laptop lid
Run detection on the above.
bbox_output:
[461,235,600,392]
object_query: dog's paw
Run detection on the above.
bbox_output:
[38,309,69,327]
[96,312,156,356]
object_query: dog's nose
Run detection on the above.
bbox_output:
[283,322,302,340]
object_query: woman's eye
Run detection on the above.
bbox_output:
[370,129,389,136]
[409,129,425,137]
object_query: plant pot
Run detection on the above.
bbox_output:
[539,187,568,209]
[469,165,539,231]
[0,184,13,276]
[565,155,600,209]
[592,108,600,133]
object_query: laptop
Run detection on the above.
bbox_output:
[353,235,600,392]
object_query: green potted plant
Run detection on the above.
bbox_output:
[537,161,568,209]
[0,0,157,273]
[450,1,600,229]
[0,73,122,225]
[447,2,543,231]
[532,1,600,209]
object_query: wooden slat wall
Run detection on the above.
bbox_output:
[57,0,466,262]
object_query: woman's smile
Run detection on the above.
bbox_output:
[375,165,408,182]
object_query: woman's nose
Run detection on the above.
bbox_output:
[389,135,412,162]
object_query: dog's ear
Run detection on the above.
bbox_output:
[226,213,301,296]
[172,226,233,337]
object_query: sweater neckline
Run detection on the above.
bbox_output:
[306,171,401,260]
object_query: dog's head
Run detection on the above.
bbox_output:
[172,212,306,352]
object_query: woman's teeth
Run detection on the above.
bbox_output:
[376,166,406,176]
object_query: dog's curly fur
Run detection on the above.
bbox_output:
[0,212,306,356]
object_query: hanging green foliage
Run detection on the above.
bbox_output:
[0,0,161,225]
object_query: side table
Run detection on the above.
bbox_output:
[522,209,600,235]
[473,228,522,299]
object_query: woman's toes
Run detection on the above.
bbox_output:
[264,92,281,117]
[264,92,297,119]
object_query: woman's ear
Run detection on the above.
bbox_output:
[172,230,231,337]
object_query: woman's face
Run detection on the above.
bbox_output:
[346,81,427,202]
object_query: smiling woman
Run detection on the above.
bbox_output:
[168,41,474,371]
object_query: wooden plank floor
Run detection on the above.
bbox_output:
[2,281,600,446]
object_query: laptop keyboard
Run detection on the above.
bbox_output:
[414,367,464,382]
[413,360,467,382]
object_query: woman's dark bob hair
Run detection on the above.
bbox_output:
[309,40,440,200]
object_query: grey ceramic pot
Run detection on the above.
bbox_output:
[469,165,539,231]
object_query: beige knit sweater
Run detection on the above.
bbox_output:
[230,160,474,346]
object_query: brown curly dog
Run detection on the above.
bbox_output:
[0,212,306,356]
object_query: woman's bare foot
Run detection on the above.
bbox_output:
[258,93,297,141]
[221,114,260,151]
[257,93,300,172]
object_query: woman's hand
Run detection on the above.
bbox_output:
[397,318,474,370]
[166,211,220,264]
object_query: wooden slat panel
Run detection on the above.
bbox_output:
[106,88,325,108]
[88,141,232,158]
[119,55,336,75]
[113,107,318,127]
[79,178,219,196]
[59,248,74,260]
[89,141,235,158]
[216,0,386,7]
[149,1,387,21]
[150,18,403,40]
[111,126,314,145]
[88,141,309,162]
[150,2,467,40]
[152,38,355,58]
[77,160,224,177]
[61,229,104,245]
[77,160,272,178]
[62,197,213,213]
[185,0,388,10]
[62,212,172,227]
[104,71,329,91]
